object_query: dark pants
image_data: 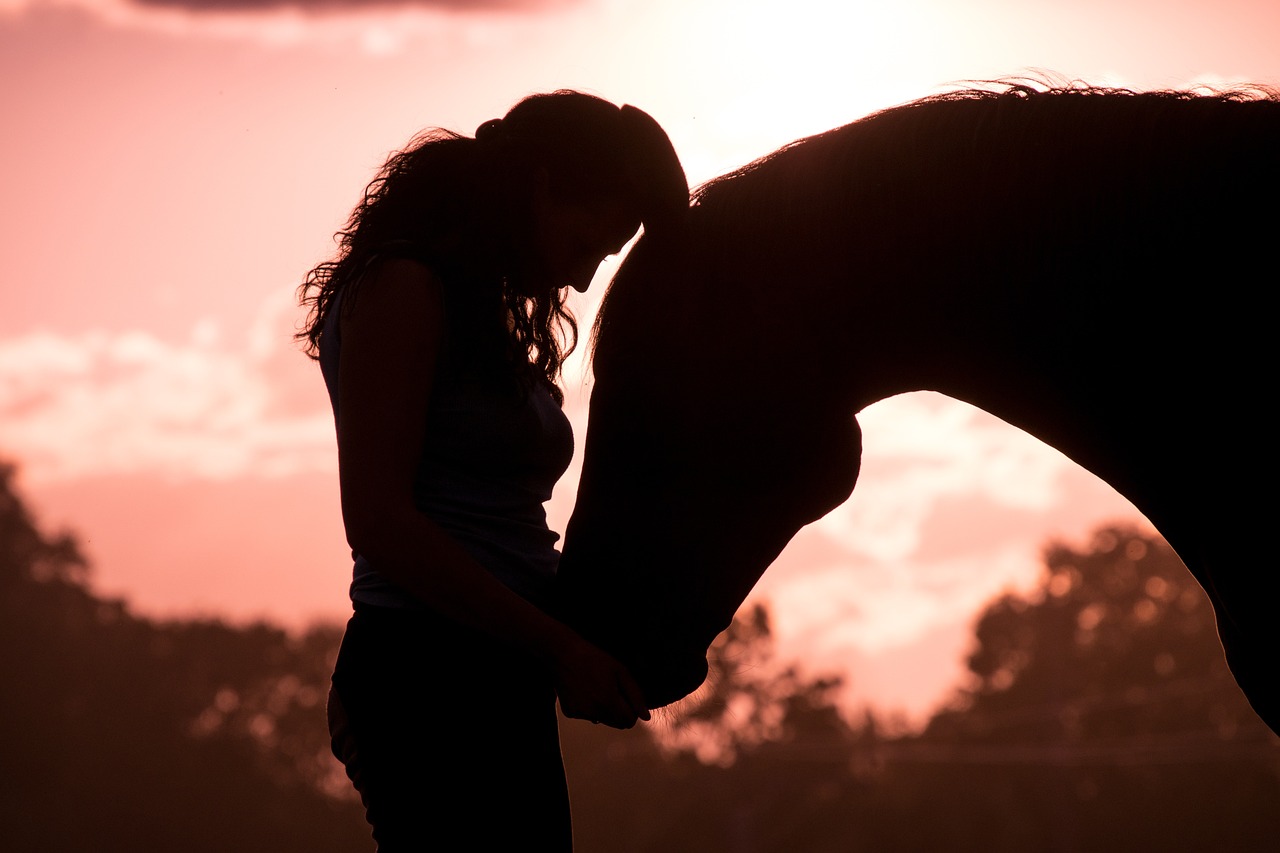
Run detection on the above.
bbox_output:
[329,605,573,851]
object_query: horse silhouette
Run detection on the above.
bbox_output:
[556,84,1279,734]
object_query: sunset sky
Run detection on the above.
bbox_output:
[3,0,1278,721]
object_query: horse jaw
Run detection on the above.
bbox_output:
[558,404,864,710]
[553,535,725,710]
[557,480,845,709]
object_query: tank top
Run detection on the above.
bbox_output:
[318,283,574,611]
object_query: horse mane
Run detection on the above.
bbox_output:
[692,78,1278,203]
[590,79,1280,367]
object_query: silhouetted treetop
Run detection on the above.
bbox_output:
[929,525,1272,750]
[4,460,1274,852]
[0,461,86,589]
[0,459,365,851]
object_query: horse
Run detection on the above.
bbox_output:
[555,83,1280,735]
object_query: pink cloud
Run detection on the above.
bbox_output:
[0,294,334,483]
[131,0,573,11]
[0,0,585,54]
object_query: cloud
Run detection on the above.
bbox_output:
[1,0,570,13]
[0,0,583,53]
[0,293,336,483]
[2,0,576,22]
[811,392,1074,563]
[128,0,569,12]
[737,389,1148,717]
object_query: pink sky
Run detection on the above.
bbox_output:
[3,0,1278,721]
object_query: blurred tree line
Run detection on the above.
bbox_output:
[1,460,1275,851]
[0,461,365,851]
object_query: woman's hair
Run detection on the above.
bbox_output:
[297,91,687,401]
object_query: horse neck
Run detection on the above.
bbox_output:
[833,242,1259,538]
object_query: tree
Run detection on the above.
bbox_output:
[930,526,1271,744]
[0,461,367,851]
[15,458,1270,852]
[562,602,866,853]
[656,604,851,766]
[886,525,1280,853]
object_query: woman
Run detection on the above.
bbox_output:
[297,92,687,849]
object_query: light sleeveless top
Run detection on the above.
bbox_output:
[318,286,574,611]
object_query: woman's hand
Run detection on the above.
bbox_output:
[546,630,650,729]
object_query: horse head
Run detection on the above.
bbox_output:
[557,234,863,709]
[562,83,1280,732]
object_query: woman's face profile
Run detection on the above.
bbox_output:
[529,191,641,295]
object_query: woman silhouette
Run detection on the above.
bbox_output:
[298,92,687,850]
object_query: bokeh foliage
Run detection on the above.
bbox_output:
[2,461,1275,851]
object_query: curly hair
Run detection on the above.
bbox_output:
[298,91,686,401]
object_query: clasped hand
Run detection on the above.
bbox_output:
[551,634,650,729]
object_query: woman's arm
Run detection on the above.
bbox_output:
[335,259,647,728]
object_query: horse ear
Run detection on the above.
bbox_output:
[620,105,690,238]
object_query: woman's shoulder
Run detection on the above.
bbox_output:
[343,255,443,314]
[335,255,448,358]
[364,253,441,291]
